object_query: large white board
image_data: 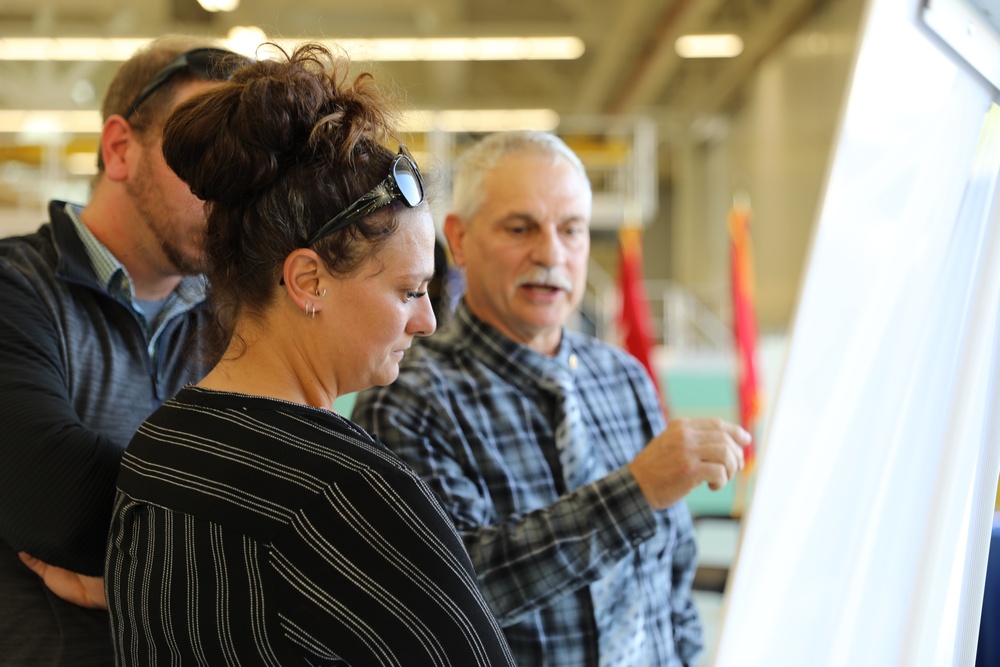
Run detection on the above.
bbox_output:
[713,0,1000,664]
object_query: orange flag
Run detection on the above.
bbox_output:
[617,226,669,418]
[728,203,762,472]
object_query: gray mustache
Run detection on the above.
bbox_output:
[514,268,573,291]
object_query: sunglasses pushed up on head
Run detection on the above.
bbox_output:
[278,146,425,286]
[122,47,249,122]
[303,145,426,247]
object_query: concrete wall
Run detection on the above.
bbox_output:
[666,0,866,333]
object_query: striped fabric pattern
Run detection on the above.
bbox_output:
[105,386,514,666]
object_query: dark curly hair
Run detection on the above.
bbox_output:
[161,43,410,361]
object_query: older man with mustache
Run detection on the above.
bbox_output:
[353,130,749,667]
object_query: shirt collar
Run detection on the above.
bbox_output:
[442,300,580,386]
[65,202,125,292]
[64,202,207,308]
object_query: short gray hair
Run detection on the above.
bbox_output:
[450,131,591,220]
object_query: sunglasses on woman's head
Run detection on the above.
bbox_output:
[303,145,425,247]
[123,47,249,122]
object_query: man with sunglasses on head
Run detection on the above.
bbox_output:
[354,130,750,667]
[0,36,249,665]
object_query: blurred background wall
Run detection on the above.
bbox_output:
[0,0,864,337]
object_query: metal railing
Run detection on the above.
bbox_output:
[582,264,732,357]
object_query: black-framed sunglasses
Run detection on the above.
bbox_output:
[303,145,426,246]
[122,47,248,122]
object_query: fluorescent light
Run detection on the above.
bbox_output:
[0,38,150,61]
[226,26,268,56]
[296,37,584,61]
[0,110,101,135]
[401,109,560,132]
[0,36,584,62]
[0,109,559,134]
[674,34,744,58]
[198,0,239,11]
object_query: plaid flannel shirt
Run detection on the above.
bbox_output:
[353,302,702,667]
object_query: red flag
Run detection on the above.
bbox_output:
[617,226,669,417]
[728,204,762,471]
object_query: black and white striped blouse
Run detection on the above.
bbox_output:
[105,386,515,666]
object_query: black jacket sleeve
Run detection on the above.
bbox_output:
[0,266,124,575]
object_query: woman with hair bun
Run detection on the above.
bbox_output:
[104,44,515,666]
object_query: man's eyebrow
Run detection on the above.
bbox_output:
[493,212,589,226]
[496,212,539,224]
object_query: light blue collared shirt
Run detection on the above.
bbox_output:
[65,202,206,361]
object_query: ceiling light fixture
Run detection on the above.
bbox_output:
[0,110,101,134]
[198,0,239,11]
[0,36,584,62]
[674,34,744,58]
[0,108,560,135]
[401,109,560,133]
[0,39,149,61]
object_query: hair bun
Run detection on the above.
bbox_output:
[161,43,400,206]
[162,81,279,205]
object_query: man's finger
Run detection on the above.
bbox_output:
[692,437,745,474]
[700,462,730,491]
[675,418,751,445]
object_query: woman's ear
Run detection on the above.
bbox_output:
[100,116,133,182]
[282,249,326,316]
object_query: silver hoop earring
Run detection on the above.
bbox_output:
[315,287,327,297]
[305,302,315,318]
